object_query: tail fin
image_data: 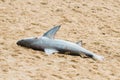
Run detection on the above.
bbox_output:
[92,54,104,61]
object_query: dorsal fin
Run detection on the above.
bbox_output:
[43,25,61,39]
[76,40,82,46]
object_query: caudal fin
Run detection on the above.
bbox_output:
[93,55,104,61]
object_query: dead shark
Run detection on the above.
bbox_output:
[17,25,104,61]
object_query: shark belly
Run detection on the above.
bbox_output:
[30,37,99,58]
[39,38,81,53]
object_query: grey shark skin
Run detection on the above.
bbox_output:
[17,25,104,61]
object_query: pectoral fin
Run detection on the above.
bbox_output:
[44,48,59,55]
[43,25,61,39]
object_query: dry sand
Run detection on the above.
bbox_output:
[0,0,120,80]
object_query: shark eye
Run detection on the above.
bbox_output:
[35,37,38,39]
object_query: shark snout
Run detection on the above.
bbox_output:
[17,40,25,46]
[17,39,31,48]
[16,38,36,48]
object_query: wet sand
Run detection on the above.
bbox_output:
[0,0,120,80]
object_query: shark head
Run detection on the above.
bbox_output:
[17,25,61,48]
[17,37,39,48]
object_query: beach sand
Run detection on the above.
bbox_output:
[0,0,120,80]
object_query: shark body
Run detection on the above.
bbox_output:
[17,26,104,61]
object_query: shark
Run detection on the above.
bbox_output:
[17,25,104,61]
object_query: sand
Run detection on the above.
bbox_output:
[0,0,120,80]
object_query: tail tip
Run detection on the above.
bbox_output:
[93,55,104,61]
